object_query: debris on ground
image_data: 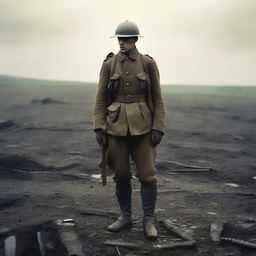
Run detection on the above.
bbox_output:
[220,237,256,249]
[210,221,256,250]
[207,211,217,216]
[225,183,240,188]
[210,222,224,242]
[233,135,244,140]
[0,120,16,129]
[157,159,214,172]
[104,218,196,251]
[153,240,196,249]
[160,219,194,241]
[56,219,85,256]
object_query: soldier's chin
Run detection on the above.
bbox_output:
[120,48,126,52]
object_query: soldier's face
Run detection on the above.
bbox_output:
[118,37,136,53]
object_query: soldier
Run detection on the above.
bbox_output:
[93,20,166,239]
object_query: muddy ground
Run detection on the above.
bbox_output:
[0,81,255,256]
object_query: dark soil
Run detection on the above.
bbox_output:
[0,84,255,255]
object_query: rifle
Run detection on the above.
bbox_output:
[99,142,107,186]
[98,53,116,185]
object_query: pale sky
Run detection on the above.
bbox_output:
[0,0,256,85]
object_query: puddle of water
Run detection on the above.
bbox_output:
[1,229,68,256]
[3,233,42,256]
[4,235,15,256]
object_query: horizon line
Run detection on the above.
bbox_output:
[0,73,255,87]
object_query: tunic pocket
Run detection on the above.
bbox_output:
[109,73,121,91]
[106,102,121,122]
[136,72,150,92]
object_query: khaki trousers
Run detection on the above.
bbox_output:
[107,133,157,183]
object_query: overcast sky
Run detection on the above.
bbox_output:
[0,0,256,85]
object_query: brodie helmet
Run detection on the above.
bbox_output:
[110,20,143,38]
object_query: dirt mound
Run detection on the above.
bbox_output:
[230,115,256,124]
[30,97,67,104]
[0,154,81,173]
[0,120,17,130]
[0,154,52,172]
[0,195,26,210]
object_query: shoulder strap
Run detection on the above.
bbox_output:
[103,52,117,78]
[106,54,117,107]
[140,54,149,75]
[104,52,114,61]
[110,54,117,77]
[140,54,154,113]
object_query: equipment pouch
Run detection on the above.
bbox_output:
[106,102,121,122]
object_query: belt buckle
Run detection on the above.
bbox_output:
[126,95,132,103]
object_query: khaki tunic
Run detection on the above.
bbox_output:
[93,47,166,136]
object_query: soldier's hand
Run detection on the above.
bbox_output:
[151,130,163,147]
[95,129,107,145]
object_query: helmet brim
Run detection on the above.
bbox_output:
[110,35,143,38]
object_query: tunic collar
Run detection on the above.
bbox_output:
[118,47,139,62]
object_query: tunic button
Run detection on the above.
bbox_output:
[125,71,129,75]
[126,82,130,86]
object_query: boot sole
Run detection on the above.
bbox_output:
[145,234,158,240]
[107,222,133,232]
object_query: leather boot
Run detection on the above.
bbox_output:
[141,182,158,240]
[107,180,132,232]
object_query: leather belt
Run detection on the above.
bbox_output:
[114,94,145,103]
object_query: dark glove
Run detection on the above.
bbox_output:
[151,130,163,147]
[95,129,107,145]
